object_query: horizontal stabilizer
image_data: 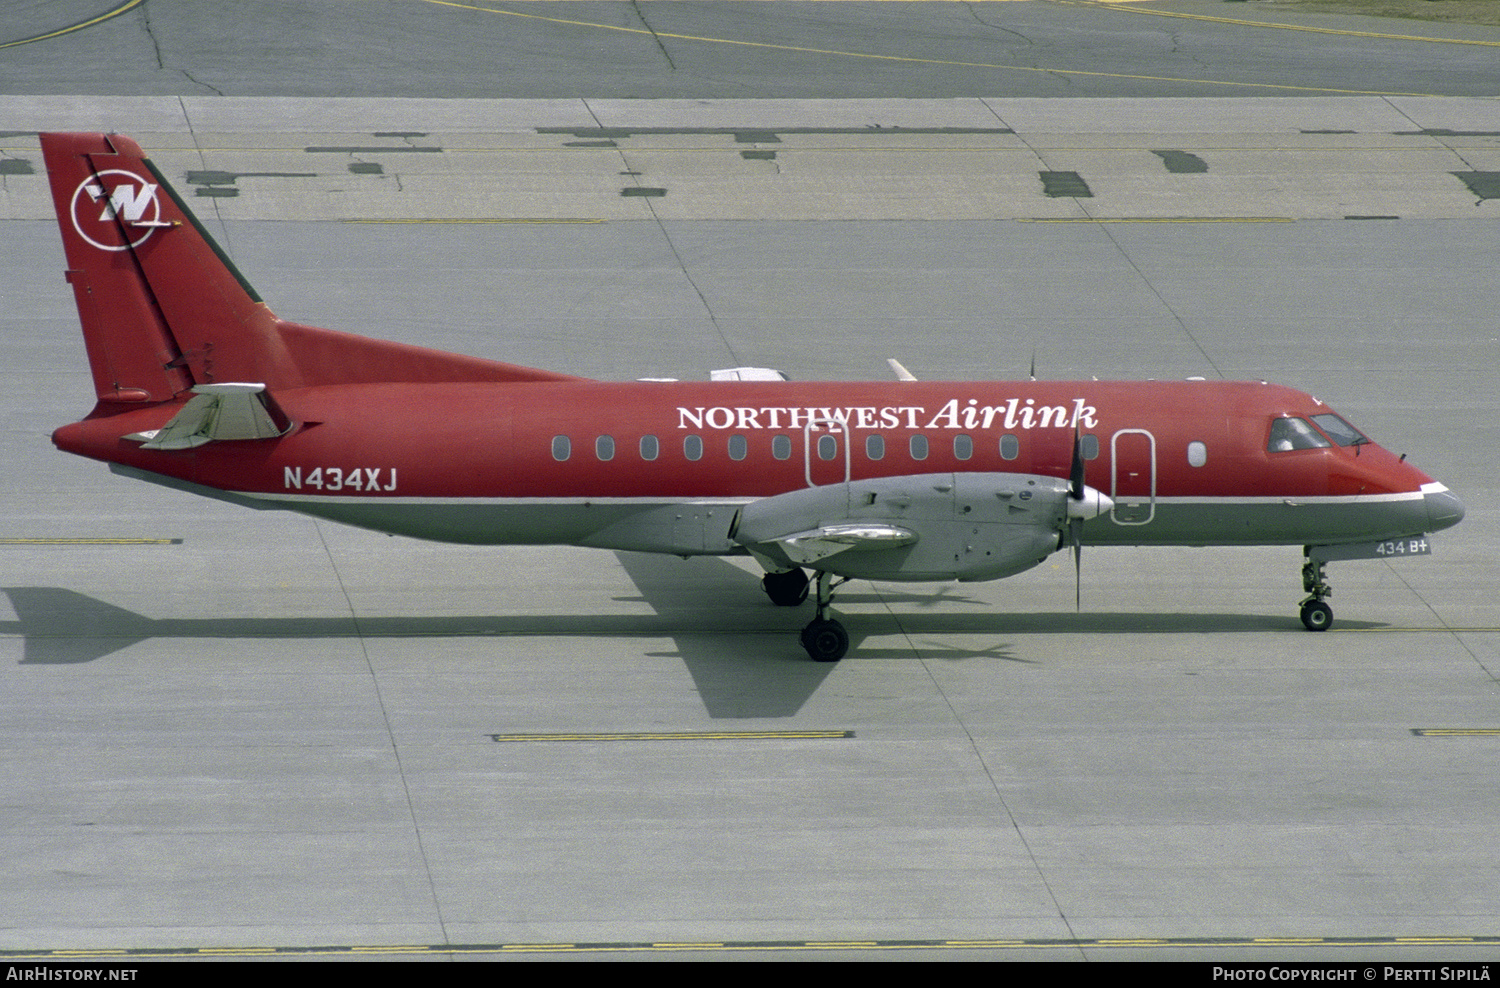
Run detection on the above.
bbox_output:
[125,383,289,450]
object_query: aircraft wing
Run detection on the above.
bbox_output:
[731,471,1112,583]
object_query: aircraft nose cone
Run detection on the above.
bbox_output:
[1425,486,1465,532]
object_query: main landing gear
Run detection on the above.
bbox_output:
[764,567,851,661]
[800,570,850,663]
[1300,552,1334,632]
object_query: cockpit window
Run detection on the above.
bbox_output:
[1267,417,1332,452]
[1311,413,1369,447]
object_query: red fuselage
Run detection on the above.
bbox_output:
[55,378,1453,553]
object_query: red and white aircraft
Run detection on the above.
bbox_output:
[40,132,1465,661]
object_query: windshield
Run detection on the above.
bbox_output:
[1311,413,1370,447]
[1267,417,1331,452]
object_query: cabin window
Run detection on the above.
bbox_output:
[728,435,748,461]
[772,435,792,460]
[595,436,615,461]
[639,435,659,461]
[1267,417,1330,452]
[999,434,1019,461]
[910,434,929,460]
[954,434,973,461]
[817,434,838,461]
[866,435,885,461]
[551,436,571,461]
[1311,413,1369,448]
[1081,434,1100,460]
[684,435,704,461]
[1187,441,1207,468]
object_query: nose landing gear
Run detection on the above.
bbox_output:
[1300,553,1333,631]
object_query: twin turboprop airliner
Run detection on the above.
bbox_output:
[39,132,1465,661]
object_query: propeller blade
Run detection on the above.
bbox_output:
[1071,517,1082,611]
[1069,428,1085,610]
[1070,427,1085,501]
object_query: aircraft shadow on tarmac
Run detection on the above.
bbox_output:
[4,561,1379,717]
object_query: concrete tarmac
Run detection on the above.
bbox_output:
[2,0,1498,99]
[1,95,1496,960]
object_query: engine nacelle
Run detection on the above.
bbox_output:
[732,472,1080,582]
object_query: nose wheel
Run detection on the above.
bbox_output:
[800,571,849,662]
[1300,554,1333,631]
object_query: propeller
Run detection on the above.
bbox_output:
[1068,428,1085,610]
[1059,430,1113,610]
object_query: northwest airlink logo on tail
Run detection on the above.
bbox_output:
[69,169,164,251]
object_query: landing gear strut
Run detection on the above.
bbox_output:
[800,571,849,662]
[1300,552,1334,631]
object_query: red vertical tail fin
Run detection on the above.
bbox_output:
[41,133,301,411]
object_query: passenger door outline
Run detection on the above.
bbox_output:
[1110,428,1156,525]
